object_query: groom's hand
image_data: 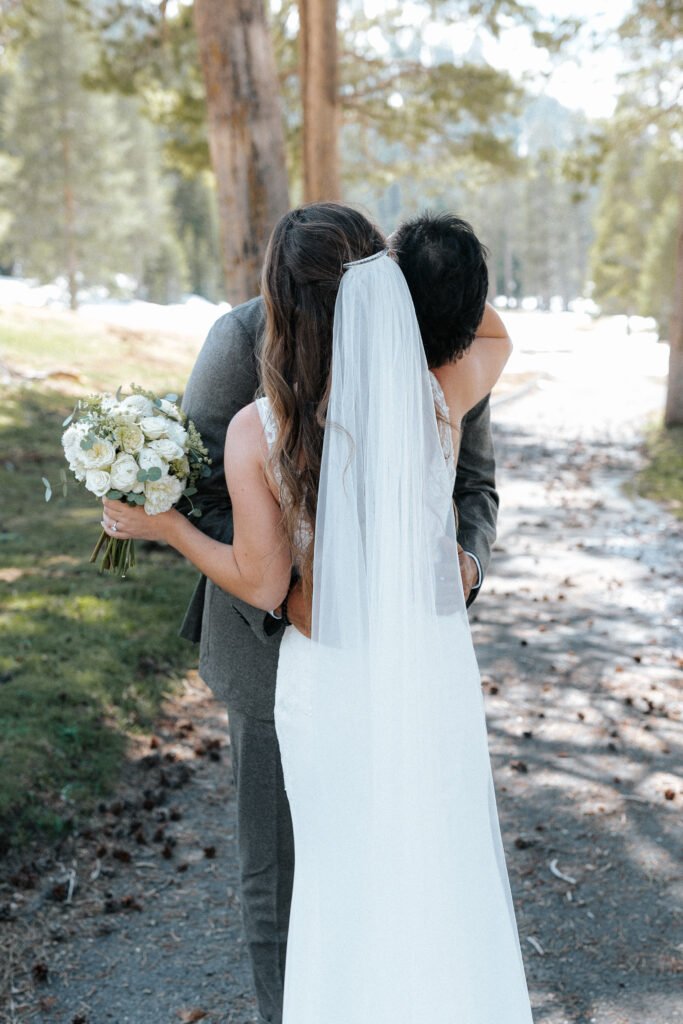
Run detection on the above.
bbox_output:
[284,580,312,638]
[458,544,479,602]
[284,549,478,632]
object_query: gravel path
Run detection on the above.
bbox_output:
[2,326,681,1024]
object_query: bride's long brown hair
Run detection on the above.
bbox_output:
[260,202,385,598]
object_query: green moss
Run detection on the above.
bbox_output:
[0,308,205,848]
[637,424,683,519]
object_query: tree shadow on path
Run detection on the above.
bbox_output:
[476,422,682,1024]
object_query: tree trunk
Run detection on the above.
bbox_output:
[193,0,290,305]
[299,0,342,202]
[664,168,683,426]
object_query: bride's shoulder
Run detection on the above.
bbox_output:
[225,401,269,460]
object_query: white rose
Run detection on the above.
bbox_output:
[139,415,168,441]
[138,447,167,474]
[144,474,185,515]
[114,421,145,454]
[81,436,117,470]
[157,398,183,421]
[164,420,189,448]
[85,469,111,497]
[120,394,155,417]
[109,453,140,492]
[148,438,184,462]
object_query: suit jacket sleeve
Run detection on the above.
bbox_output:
[454,394,499,606]
[178,297,284,646]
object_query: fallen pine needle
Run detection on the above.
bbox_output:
[550,858,577,884]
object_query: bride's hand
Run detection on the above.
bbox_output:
[101,497,178,543]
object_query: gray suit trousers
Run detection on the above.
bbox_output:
[228,708,294,1024]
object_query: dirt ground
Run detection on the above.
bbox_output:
[1,359,681,1024]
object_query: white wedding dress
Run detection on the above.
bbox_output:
[254,250,534,1023]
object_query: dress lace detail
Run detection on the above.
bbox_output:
[430,372,456,473]
[256,395,279,449]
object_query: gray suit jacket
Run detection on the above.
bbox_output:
[179,296,499,720]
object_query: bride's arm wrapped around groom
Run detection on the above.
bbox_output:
[173,296,501,653]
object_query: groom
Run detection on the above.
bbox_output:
[180,211,501,1024]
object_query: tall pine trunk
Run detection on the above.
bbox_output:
[193,0,290,305]
[299,0,342,202]
[664,168,683,426]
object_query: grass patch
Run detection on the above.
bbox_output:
[0,307,205,849]
[636,424,683,519]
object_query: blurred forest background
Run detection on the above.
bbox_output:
[0,0,680,424]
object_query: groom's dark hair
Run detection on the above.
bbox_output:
[393,212,488,368]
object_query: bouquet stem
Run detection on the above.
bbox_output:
[89,530,136,578]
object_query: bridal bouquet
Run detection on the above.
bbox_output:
[61,385,210,577]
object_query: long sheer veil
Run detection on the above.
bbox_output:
[305,250,534,1022]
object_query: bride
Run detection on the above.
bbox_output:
[102,202,535,1023]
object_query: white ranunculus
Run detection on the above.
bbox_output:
[85,469,111,497]
[67,453,88,479]
[144,473,185,515]
[120,393,155,417]
[164,420,189,448]
[138,447,167,474]
[109,453,140,492]
[114,422,145,454]
[81,436,117,470]
[139,415,169,441]
[62,422,87,459]
[148,438,184,462]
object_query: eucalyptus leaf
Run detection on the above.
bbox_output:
[41,476,52,502]
[62,403,78,427]
[116,385,123,402]
[146,466,162,482]
[133,493,146,505]
[165,393,178,402]
[137,469,148,482]
[107,489,124,500]
[190,508,203,518]
[153,398,162,408]
[183,487,197,497]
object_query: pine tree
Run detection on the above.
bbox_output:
[171,173,224,302]
[1,1,137,308]
[192,0,290,303]
[299,0,341,201]
[608,0,683,425]
[589,133,647,317]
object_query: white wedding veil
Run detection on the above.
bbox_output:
[305,249,533,1022]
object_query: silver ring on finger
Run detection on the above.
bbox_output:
[112,521,118,533]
